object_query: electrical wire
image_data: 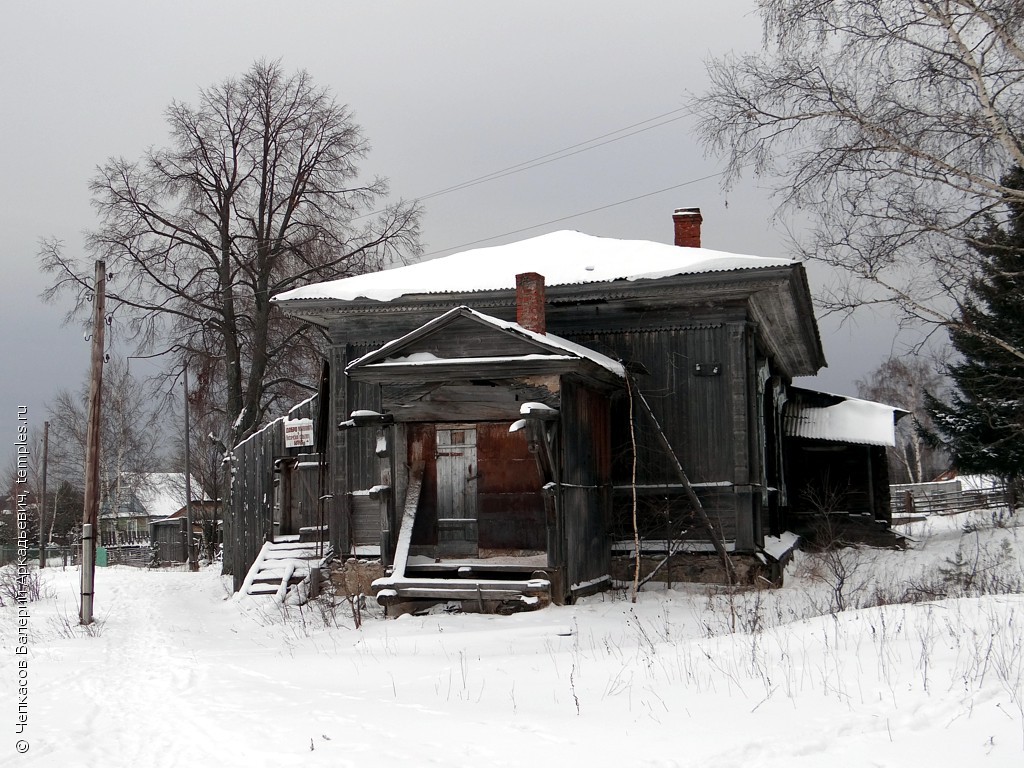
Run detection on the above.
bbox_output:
[420,169,728,258]
[355,105,696,220]
[415,108,694,203]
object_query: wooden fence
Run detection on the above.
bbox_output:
[99,531,150,547]
[0,544,155,568]
[0,545,75,567]
[890,480,1009,518]
[224,394,322,592]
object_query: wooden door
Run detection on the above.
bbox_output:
[292,458,321,534]
[435,426,478,557]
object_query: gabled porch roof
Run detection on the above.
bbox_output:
[346,305,626,385]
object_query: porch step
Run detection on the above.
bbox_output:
[238,539,329,603]
[404,563,551,580]
[372,575,551,607]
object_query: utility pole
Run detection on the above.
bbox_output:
[183,364,197,571]
[39,420,48,569]
[81,261,106,625]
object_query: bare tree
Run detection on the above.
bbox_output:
[698,0,1024,361]
[41,60,420,444]
[167,384,233,562]
[857,356,949,483]
[46,358,164,512]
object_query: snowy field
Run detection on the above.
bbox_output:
[3,510,1024,767]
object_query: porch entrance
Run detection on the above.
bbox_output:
[406,421,548,561]
[273,455,322,538]
[435,426,479,557]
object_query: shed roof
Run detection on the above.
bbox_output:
[784,388,906,447]
[272,230,796,304]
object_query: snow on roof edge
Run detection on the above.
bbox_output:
[272,230,796,304]
[784,389,902,447]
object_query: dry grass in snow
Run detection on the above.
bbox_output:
[2,508,1022,767]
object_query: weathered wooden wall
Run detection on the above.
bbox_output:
[224,396,319,592]
[560,378,612,590]
[328,342,382,556]
[572,322,759,548]
[320,291,775,559]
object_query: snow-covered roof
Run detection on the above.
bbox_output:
[134,473,211,520]
[272,230,796,303]
[348,305,626,378]
[784,391,903,447]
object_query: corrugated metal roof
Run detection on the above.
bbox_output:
[784,392,902,447]
[272,230,795,304]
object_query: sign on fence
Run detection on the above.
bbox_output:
[284,418,314,448]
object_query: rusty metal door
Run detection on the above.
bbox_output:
[436,426,478,557]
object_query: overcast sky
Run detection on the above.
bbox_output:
[1,1,913,469]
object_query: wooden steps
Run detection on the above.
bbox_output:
[372,564,552,610]
[374,576,550,604]
[369,461,551,612]
[239,538,328,602]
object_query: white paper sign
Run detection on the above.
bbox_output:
[284,418,314,448]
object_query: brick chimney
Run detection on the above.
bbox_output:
[516,272,546,335]
[673,207,703,248]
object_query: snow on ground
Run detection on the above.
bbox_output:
[3,509,1023,767]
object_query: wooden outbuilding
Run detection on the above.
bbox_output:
[781,386,907,547]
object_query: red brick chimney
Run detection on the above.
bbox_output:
[516,272,546,335]
[673,207,703,248]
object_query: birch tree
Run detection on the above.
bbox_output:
[856,356,948,482]
[698,0,1024,361]
[45,358,163,508]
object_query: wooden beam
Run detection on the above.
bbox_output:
[379,587,546,602]
[374,576,551,604]
[390,461,423,580]
[375,577,549,592]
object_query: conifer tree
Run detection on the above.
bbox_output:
[926,167,1024,499]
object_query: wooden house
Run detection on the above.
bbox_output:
[229,208,898,609]
[99,472,209,545]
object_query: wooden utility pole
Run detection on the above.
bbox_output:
[81,261,106,625]
[183,364,197,571]
[38,420,48,569]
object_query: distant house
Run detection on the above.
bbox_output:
[100,473,210,544]
[226,208,903,609]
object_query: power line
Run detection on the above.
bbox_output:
[415,108,694,203]
[356,105,695,219]
[420,169,728,258]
